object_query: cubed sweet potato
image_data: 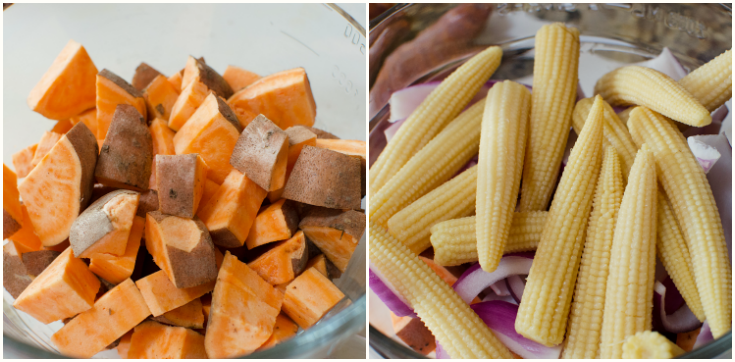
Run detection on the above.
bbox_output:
[168,78,210,131]
[132,62,163,91]
[88,216,144,284]
[12,144,38,178]
[144,74,180,121]
[308,126,339,140]
[168,71,183,93]
[19,122,98,246]
[197,169,267,248]
[315,139,366,197]
[148,117,177,190]
[96,69,147,141]
[70,189,139,259]
[151,297,204,329]
[30,131,63,168]
[230,115,289,191]
[305,254,342,280]
[4,164,24,239]
[51,278,151,358]
[257,313,299,351]
[156,154,208,218]
[95,105,153,191]
[27,40,98,120]
[299,207,365,272]
[13,247,100,324]
[222,65,261,92]
[197,178,220,215]
[173,92,242,183]
[51,119,74,134]
[117,330,134,358]
[43,238,70,253]
[70,108,98,138]
[249,230,309,286]
[3,242,33,298]
[391,312,436,355]
[245,199,299,249]
[135,270,214,317]
[145,211,218,288]
[282,267,345,329]
[181,55,233,98]
[136,189,159,217]
[267,126,318,202]
[21,250,61,277]
[127,320,207,359]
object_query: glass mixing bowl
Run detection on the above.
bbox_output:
[3,3,366,358]
[369,3,731,359]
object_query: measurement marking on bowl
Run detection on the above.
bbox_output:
[281,30,319,57]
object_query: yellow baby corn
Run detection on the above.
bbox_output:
[515,95,604,347]
[369,222,513,359]
[387,166,477,255]
[627,107,731,338]
[656,190,705,321]
[562,147,623,359]
[678,49,732,112]
[369,46,502,195]
[599,146,657,359]
[370,100,485,226]
[622,331,685,359]
[594,66,711,126]
[476,81,532,272]
[520,23,580,211]
[430,212,547,266]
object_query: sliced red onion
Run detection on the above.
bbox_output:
[482,292,518,305]
[688,136,721,173]
[699,133,732,262]
[635,47,688,81]
[662,275,685,314]
[652,281,702,334]
[369,267,416,318]
[435,341,450,359]
[388,82,441,123]
[453,256,534,304]
[490,279,511,297]
[383,117,405,142]
[504,251,535,259]
[506,275,526,304]
[692,320,713,349]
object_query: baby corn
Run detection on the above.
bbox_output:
[599,146,657,359]
[369,222,513,359]
[628,107,731,338]
[476,81,531,272]
[520,23,580,211]
[622,331,685,359]
[430,212,547,266]
[370,100,485,226]
[594,66,711,126]
[387,166,477,255]
[369,46,502,195]
[515,95,604,347]
[678,49,732,112]
[562,147,623,359]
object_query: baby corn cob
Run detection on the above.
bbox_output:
[562,147,624,359]
[369,222,513,359]
[476,81,532,272]
[599,146,657,359]
[387,166,478,254]
[520,23,580,211]
[622,331,685,359]
[678,49,732,112]
[369,46,502,195]
[628,107,731,338]
[515,95,604,347]
[594,66,712,126]
[370,100,485,226]
[430,212,547,266]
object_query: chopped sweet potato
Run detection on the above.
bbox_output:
[144,74,180,121]
[173,92,242,183]
[268,126,318,201]
[308,126,339,140]
[127,320,207,359]
[205,251,283,358]
[88,216,144,284]
[214,246,225,270]
[230,115,289,191]
[19,123,98,246]
[156,154,208,218]
[168,77,210,131]
[299,207,365,272]
[27,40,98,120]
[197,169,267,247]
[249,230,309,285]
[3,242,33,298]
[117,330,133,358]
[43,239,70,253]
[51,278,151,358]
[419,256,458,286]
[12,144,38,178]
[70,108,98,137]
[96,69,147,141]
[222,65,261,92]
[4,164,24,239]
[201,294,212,323]
[282,267,345,329]
[677,328,700,352]
[145,211,218,288]
[282,146,361,210]
[227,67,316,129]
[152,297,204,329]
[95,105,153,191]
[22,250,61,277]
[13,247,100,324]
[305,254,342,280]
[135,270,214,317]
[136,189,159,217]
[148,117,177,190]
[168,71,183,93]
[257,313,299,350]
[181,55,233,99]
[132,62,163,91]
[245,199,299,249]
[51,119,74,134]
[30,131,63,168]
[391,312,436,355]
[197,178,221,214]
[70,189,140,259]
[315,139,366,197]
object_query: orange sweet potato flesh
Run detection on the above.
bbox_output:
[30,131,63,168]
[88,216,144,284]
[51,119,74,134]
[257,313,299,351]
[70,189,139,259]
[168,71,184,93]
[205,252,283,358]
[181,56,233,99]
[248,230,309,286]
[148,117,177,190]
[13,247,100,324]
[223,65,261,92]
[230,114,289,191]
[227,67,316,129]
[168,77,210,131]
[132,62,163,91]
[144,74,180,121]
[4,164,24,239]
[27,40,98,120]
[156,154,209,219]
[12,144,38,178]
[677,328,700,352]
[135,270,214,317]
[245,199,299,249]
[96,69,147,141]
[282,267,345,329]
[299,208,366,272]
[70,108,98,137]
[196,178,221,214]
[152,297,204,329]
[305,254,342,280]
[116,330,134,358]
[127,320,207,359]
[51,278,151,358]
[391,312,436,355]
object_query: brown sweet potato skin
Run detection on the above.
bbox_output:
[22,250,61,277]
[136,189,159,217]
[4,209,22,239]
[230,115,289,191]
[187,56,234,99]
[3,243,33,299]
[307,127,339,140]
[132,62,163,91]
[156,154,206,219]
[69,189,139,257]
[300,208,366,241]
[282,146,361,209]
[66,122,100,210]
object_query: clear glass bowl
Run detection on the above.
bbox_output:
[3,3,366,358]
[369,3,731,359]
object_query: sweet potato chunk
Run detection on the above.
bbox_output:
[95,105,153,191]
[223,65,261,92]
[51,278,151,358]
[70,108,98,137]
[197,178,220,214]
[282,268,345,329]
[127,320,207,359]
[308,126,339,140]
[257,313,299,351]
[246,199,299,249]
[282,146,361,210]
[145,211,218,288]
[22,250,61,277]
[136,270,214,317]
[205,252,283,358]
[230,115,289,191]
[51,119,74,134]
[136,189,159,217]
[19,123,98,246]
[267,126,318,202]
[27,40,98,120]
[4,164,24,239]
[30,131,63,168]
[197,170,267,247]
[117,330,133,358]
[132,62,163,91]
[168,71,183,93]
[12,144,38,178]
[96,69,147,141]
[249,230,309,285]
[168,77,210,131]
[144,75,180,121]
[173,92,242,183]
[3,242,33,298]
[299,207,365,272]
[391,312,436,355]
[156,154,209,218]
[315,139,366,197]
[88,216,144,284]
[152,297,204,329]
[148,118,176,190]
[181,55,233,99]
[305,254,342,280]
[70,189,139,259]
[227,67,316,129]
[13,247,100,324]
